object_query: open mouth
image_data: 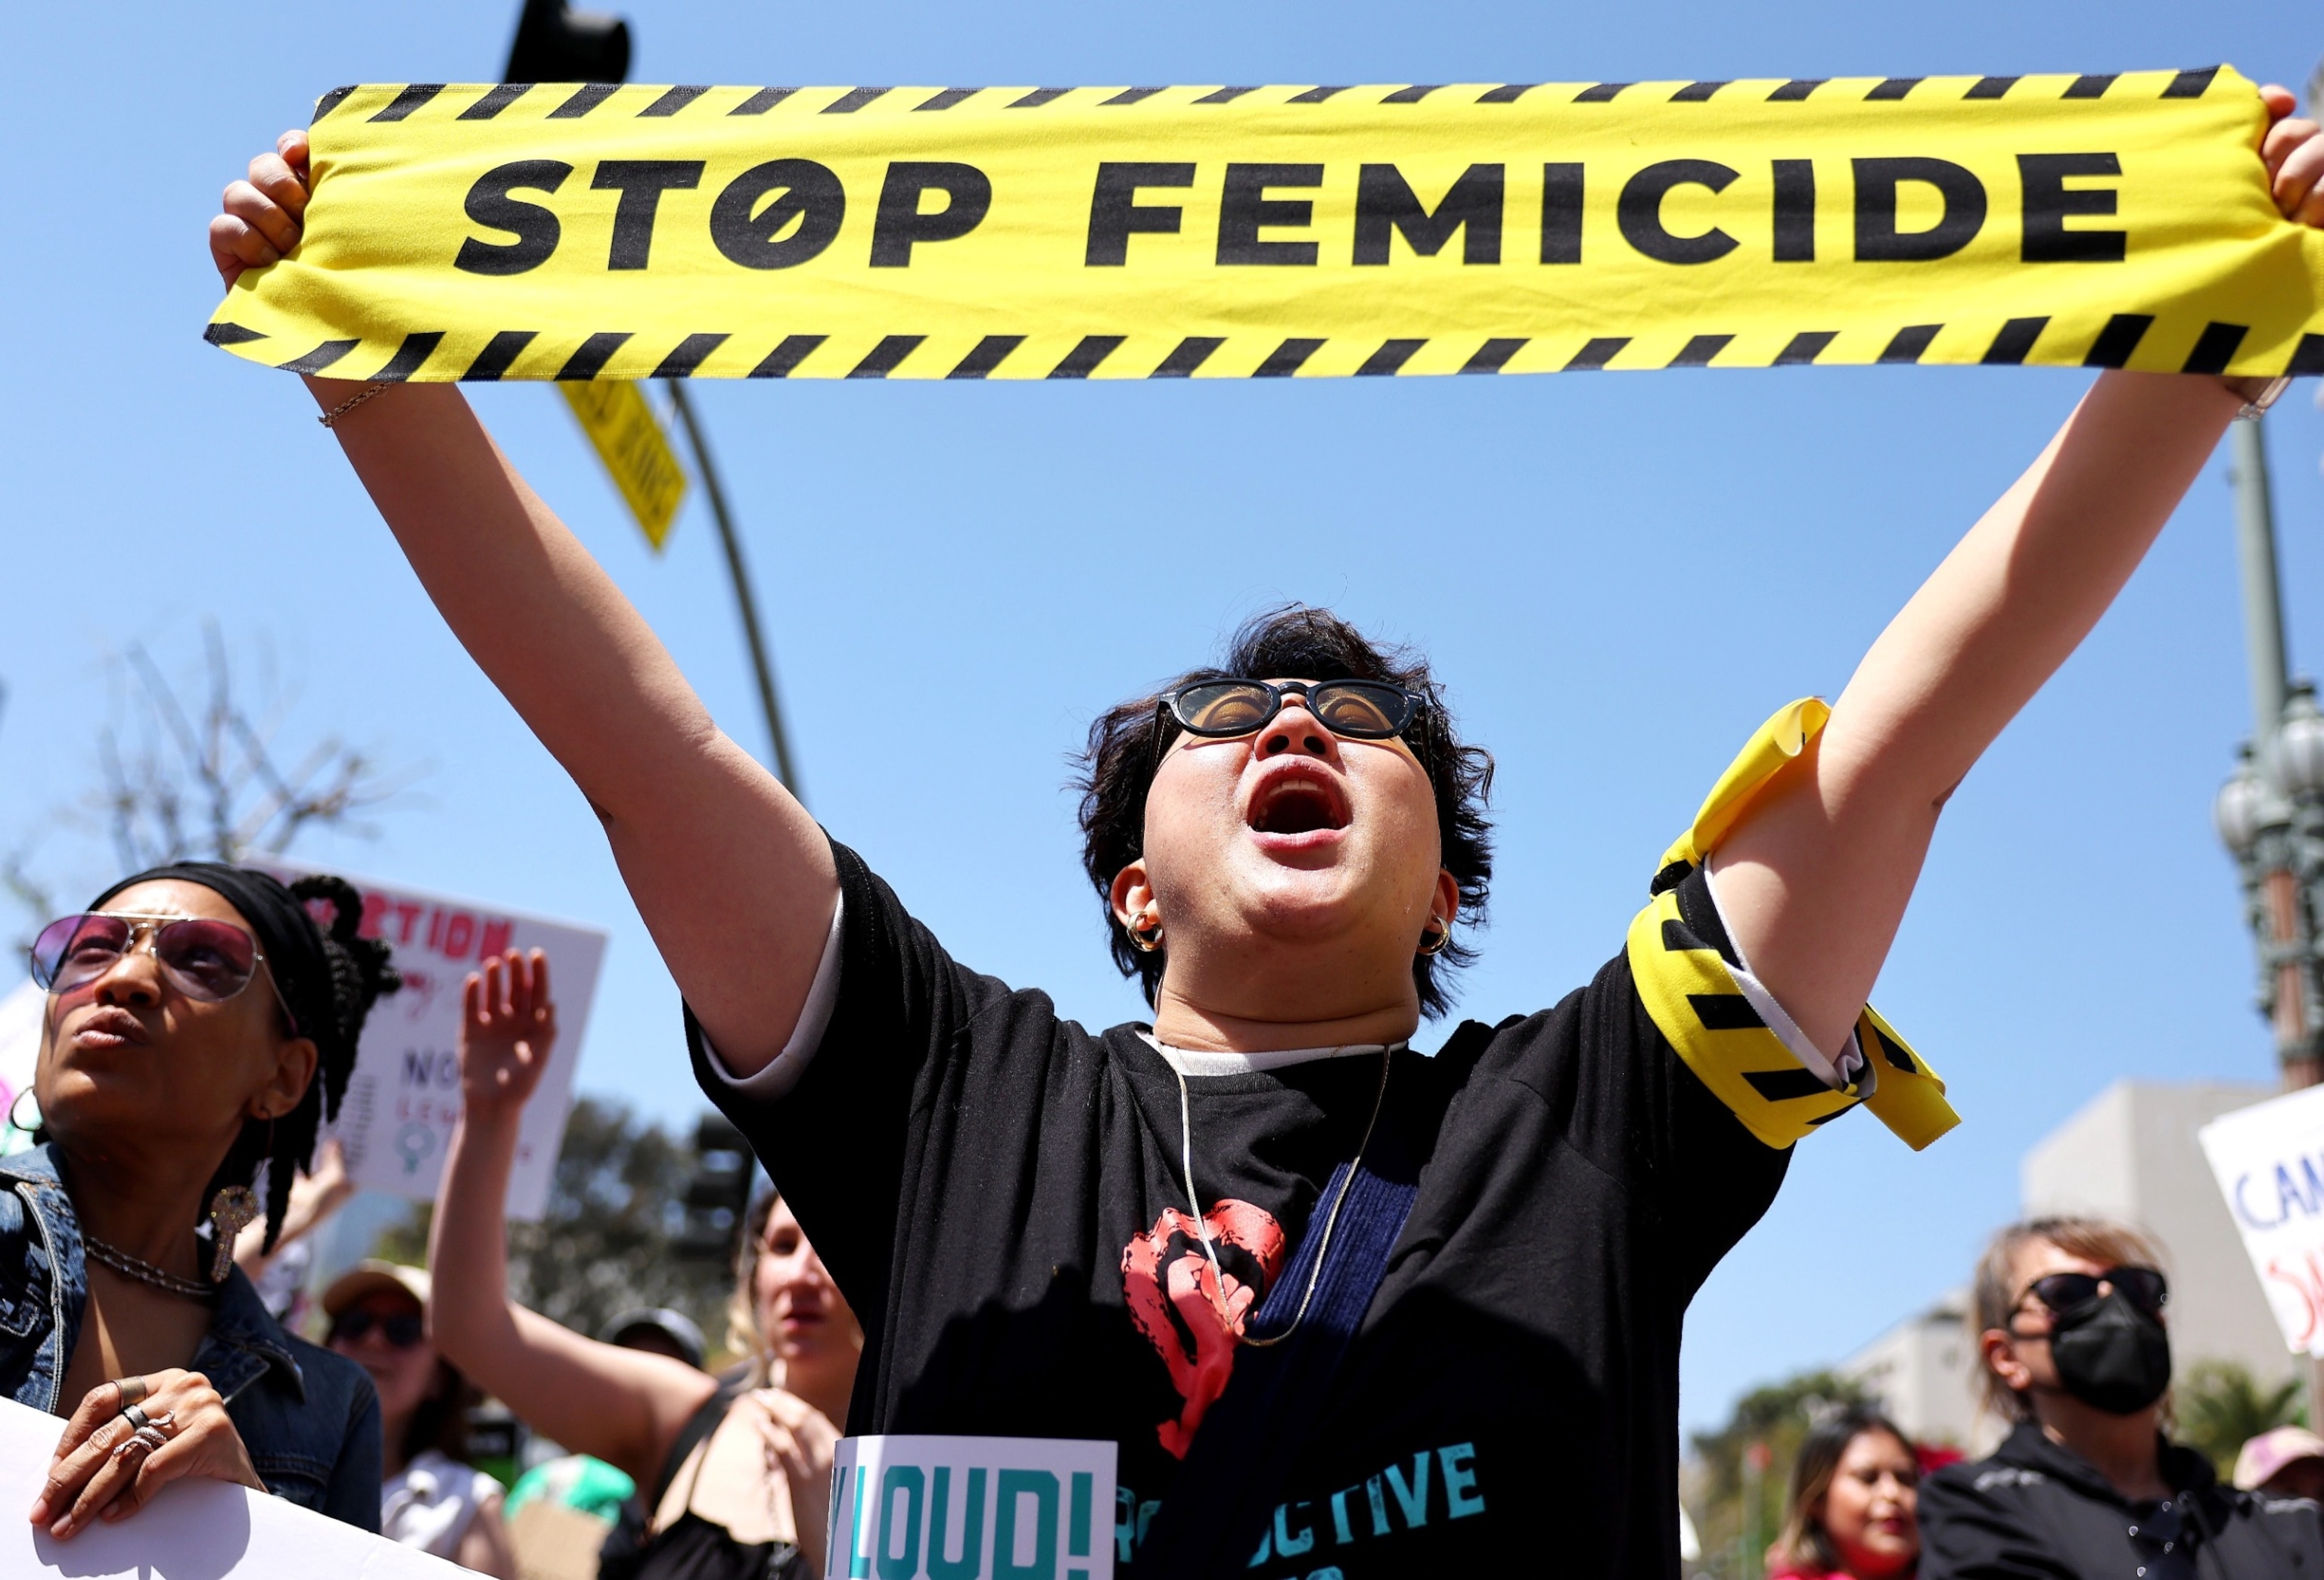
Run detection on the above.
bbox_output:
[1245,768,1351,837]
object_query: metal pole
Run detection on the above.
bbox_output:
[2232,418,2291,748]
[2229,415,2324,1418]
[2235,419,2313,1085]
[662,381,803,801]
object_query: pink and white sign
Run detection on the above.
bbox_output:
[0,981,39,1155]
[253,862,606,1221]
[2201,1082,2324,1355]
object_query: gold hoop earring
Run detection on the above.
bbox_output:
[1126,914,1164,954]
[1418,921,1452,956]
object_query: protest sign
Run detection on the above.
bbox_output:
[0,981,39,1155]
[0,1395,461,1577]
[829,1435,1117,1579]
[206,68,2324,383]
[2199,1082,2324,1355]
[255,862,605,1221]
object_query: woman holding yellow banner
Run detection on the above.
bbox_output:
[209,86,2324,1578]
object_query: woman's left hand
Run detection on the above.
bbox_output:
[749,1388,839,1575]
[29,1373,264,1539]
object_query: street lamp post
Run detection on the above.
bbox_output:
[2214,415,2324,1423]
[2215,418,2324,1089]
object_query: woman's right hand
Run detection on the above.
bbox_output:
[31,1374,265,1539]
[750,1389,840,1576]
[210,129,310,288]
[459,950,558,1125]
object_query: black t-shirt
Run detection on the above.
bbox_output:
[688,841,1792,1577]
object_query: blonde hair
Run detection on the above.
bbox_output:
[725,1189,782,1386]
[1971,1216,2166,1422]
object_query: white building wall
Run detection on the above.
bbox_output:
[2019,1080,2294,1389]
[1839,1290,1988,1451]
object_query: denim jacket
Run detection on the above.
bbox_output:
[0,1146,382,1531]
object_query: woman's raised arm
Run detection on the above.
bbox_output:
[1711,86,2324,1060]
[216,131,832,1074]
[426,953,721,1487]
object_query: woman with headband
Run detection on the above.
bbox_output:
[7,863,398,1538]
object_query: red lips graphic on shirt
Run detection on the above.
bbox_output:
[1121,1201,1287,1458]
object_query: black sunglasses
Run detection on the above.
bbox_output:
[1159,679,1425,744]
[329,1308,426,1348]
[2020,1265,2168,1320]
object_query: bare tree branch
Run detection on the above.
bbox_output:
[2,623,422,938]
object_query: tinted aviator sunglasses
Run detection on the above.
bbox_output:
[329,1308,427,1348]
[2019,1265,2169,1320]
[29,912,297,1030]
[1159,680,1426,743]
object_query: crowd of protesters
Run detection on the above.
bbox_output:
[8,876,856,1579]
[10,65,2324,1580]
[19,875,2324,1579]
[1749,1218,2324,1580]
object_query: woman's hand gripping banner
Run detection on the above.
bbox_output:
[207,68,2324,383]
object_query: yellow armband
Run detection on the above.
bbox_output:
[1625,699,1960,1152]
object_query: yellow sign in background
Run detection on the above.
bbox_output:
[557,380,687,549]
[208,69,2324,381]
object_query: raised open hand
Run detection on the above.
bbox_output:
[458,949,558,1124]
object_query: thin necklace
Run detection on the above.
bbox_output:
[1173,1043,1395,1350]
[84,1234,214,1302]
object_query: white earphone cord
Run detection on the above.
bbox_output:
[1174,1045,1396,1350]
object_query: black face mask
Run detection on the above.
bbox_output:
[2047,1290,2172,1415]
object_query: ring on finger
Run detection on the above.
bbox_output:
[122,1404,151,1432]
[110,1430,159,1463]
[115,1376,149,1407]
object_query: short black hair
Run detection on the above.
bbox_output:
[1075,605,1493,1017]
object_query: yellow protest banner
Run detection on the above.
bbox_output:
[207,69,2324,381]
[558,379,687,549]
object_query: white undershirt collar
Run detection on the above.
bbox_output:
[1136,1031,1402,1078]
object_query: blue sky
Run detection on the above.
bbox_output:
[3,0,2319,1437]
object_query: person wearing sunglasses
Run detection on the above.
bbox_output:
[207,94,2324,1580]
[8,864,398,1541]
[322,1261,517,1577]
[1919,1217,2324,1578]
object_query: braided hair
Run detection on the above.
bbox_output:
[200,875,399,1253]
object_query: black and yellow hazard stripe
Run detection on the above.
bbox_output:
[207,69,2324,383]
[207,316,2324,384]
[311,70,2235,124]
[1625,700,1960,1151]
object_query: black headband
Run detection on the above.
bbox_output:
[88,863,332,1040]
